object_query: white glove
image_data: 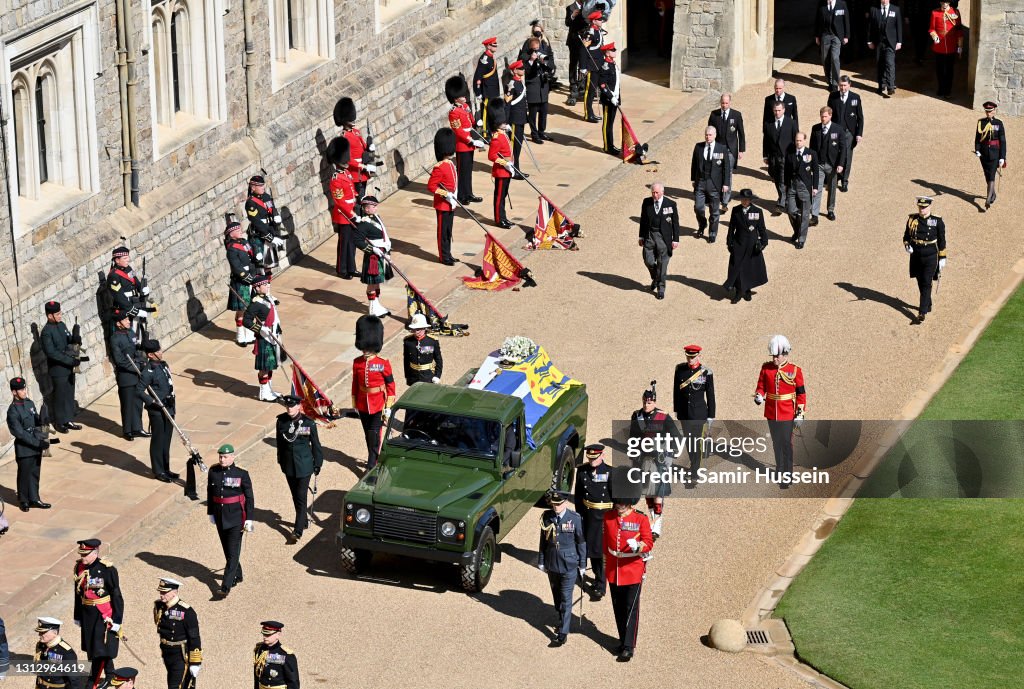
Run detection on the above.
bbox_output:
[244,520,254,532]
[136,309,148,320]
[372,247,385,258]
[260,326,272,339]
[905,245,914,254]
[754,393,764,405]
[272,237,287,249]
[504,163,515,173]
[975,151,981,157]
[707,418,715,428]
[626,537,640,553]
[476,119,483,127]
[473,140,486,149]
[431,376,440,383]
[613,97,620,106]
[578,567,586,579]
[999,159,1005,166]
[537,563,546,572]
[939,258,946,270]
[109,622,121,633]
[369,143,377,152]
[255,252,264,261]
[794,412,805,429]
[142,285,151,296]
[189,666,201,678]
[273,214,283,224]
[365,164,378,174]
[382,407,392,421]
[209,514,216,525]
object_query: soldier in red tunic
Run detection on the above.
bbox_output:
[428,128,459,265]
[446,74,486,205]
[754,334,807,488]
[603,472,654,663]
[328,137,358,279]
[929,1,963,99]
[487,104,514,229]
[351,316,396,471]
[334,97,377,199]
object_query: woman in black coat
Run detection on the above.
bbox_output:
[723,189,769,302]
[520,21,557,143]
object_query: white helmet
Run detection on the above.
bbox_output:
[407,312,430,331]
[768,334,791,356]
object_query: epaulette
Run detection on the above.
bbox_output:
[280,645,294,655]
[57,640,73,651]
[931,215,943,221]
[178,601,191,609]
[253,642,263,653]
[704,366,714,376]
[100,558,114,567]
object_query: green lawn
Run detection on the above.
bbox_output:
[775,281,1024,688]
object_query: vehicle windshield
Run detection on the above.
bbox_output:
[386,407,502,459]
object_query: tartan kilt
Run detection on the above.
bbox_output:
[228,281,252,310]
[254,338,279,371]
[637,455,673,498]
[360,252,393,285]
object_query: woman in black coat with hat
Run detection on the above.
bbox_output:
[723,189,769,303]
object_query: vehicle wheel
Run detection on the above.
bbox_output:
[552,446,576,494]
[460,525,496,592]
[340,547,372,576]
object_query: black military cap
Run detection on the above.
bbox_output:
[545,490,568,505]
[252,274,271,287]
[326,137,351,167]
[249,175,266,185]
[609,465,642,505]
[434,127,457,162]
[225,219,243,236]
[111,307,130,322]
[35,617,62,633]
[642,389,656,402]
[916,196,933,208]
[110,668,138,686]
[77,538,102,555]
[157,576,182,592]
[738,188,754,200]
[584,443,605,459]
[983,101,998,111]
[260,621,285,635]
[279,395,302,407]
[112,246,130,258]
[361,195,380,205]
[10,376,27,391]
[355,315,384,354]
[45,300,61,314]
[142,339,161,353]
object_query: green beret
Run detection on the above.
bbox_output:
[218,444,235,454]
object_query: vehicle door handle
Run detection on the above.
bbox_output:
[517,470,526,478]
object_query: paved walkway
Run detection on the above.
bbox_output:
[0,75,694,629]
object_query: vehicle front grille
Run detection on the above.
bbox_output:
[373,505,437,544]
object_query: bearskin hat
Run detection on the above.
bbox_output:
[609,465,642,506]
[445,75,470,104]
[433,128,457,161]
[333,97,357,127]
[487,101,507,132]
[326,137,351,167]
[355,315,384,354]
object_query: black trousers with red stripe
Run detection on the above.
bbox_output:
[456,150,475,201]
[602,104,618,152]
[335,222,357,276]
[610,581,643,651]
[436,210,454,263]
[493,177,510,224]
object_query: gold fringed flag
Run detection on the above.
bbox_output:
[291,361,337,425]
[621,112,645,164]
[464,232,525,291]
[532,196,578,250]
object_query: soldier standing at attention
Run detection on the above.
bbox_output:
[153,577,202,689]
[446,75,486,205]
[41,301,84,433]
[110,309,146,440]
[975,101,1007,211]
[403,313,443,386]
[243,275,284,402]
[208,444,254,595]
[929,1,963,100]
[73,538,123,689]
[353,195,394,317]
[427,128,459,266]
[903,196,947,324]
[33,617,83,689]
[244,175,285,279]
[334,97,376,200]
[574,444,612,601]
[7,376,52,511]
[106,246,151,338]
[276,395,323,541]
[537,491,586,648]
[505,60,529,178]
[473,37,502,134]
[597,43,621,156]
[254,622,299,689]
[603,476,654,662]
[672,344,716,487]
[327,137,358,279]
[488,106,515,229]
[754,335,806,488]
[352,315,396,471]
[226,219,257,346]
[579,12,605,123]
[137,339,178,484]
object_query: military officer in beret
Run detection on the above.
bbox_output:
[110,308,147,441]
[723,189,769,303]
[154,577,202,689]
[474,37,502,134]
[537,491,586,647]
[245,175,285,277]
[7,377,53,511]
[253,622,299,689]
[106,246,153,338]
[109,667,138,689]
[403,313,443,386]
[975,101,1007,210]
[673,344,716,487]
[276,396,323,541]
[208,444,254,595]
[903,196,947,324]
[41,301,85,433]
[629,383,679,538]
[243,275,284,402]
[226,219,257,346]
[73,539,124,687]
[754,335,807,488]
[352,316,396,470]
[33,617,83,689]
[604,470,654,662]
[574,443,612,601]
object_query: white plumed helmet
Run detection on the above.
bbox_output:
[768,334,791,356]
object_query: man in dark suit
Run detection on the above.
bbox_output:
[816,0,851,91]
[827,75,864,191]
[785,132,820,249]
[707,93,746,210]
[638,183,680,300]
[691,127,732,243]
[868,0,903,96]
[762,79,799,130]
[810,106,847,223]
[762,101,798,208]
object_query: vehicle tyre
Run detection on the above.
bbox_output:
[552,445,576,494]
[460,525,496,592]
[340,546,372,575]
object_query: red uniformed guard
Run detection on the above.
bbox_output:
[754,334,807,488]
[335,97,376,199]
[351,316,396,471]
[488,103,514,229]
[328,137,358,279]
[603,470,654,663]
[428,128,459,265]
[929,1,963,99]
[447,74,486,205]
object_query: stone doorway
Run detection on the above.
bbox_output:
[623,0,673,87]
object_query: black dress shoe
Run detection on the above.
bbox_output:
[531,136,544,145]
[840,182,848,192]
[339,273,353,280]
[56,425,69,433]
[219,586,231,596]
[743,291,752,302]
[498,220,514,229]
[292,529,304,540]
[234,574,244,584]
[796,242,805,250]
[607,147,621,156]
[512,173,529,180]
[809,216,819,227]
[590,591,605,602]
[20,503,30,512]
[539,133,553,141]
[155,474,172,483]
[549,635,566,648]
[167,471,180,479]
[708,236,717,244]
[30,501,52,509]
[457,198,471,205]
[617,648,634,662]
[441,258,456,266]
[185,493,200,501]
[731,293,741,304]
[66,422,82,430]
[469,195,483,203]
[656,291,665,300]
[123,433,134,441]
[584,116,600,123]
[137,430,152,438]
[827,211,836,221]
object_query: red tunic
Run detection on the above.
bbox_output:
[449,104,475,153]
[755,361,807,421]
[351,355,396,414]
[929,8,962,55]
[330,170,356,225]
[603,508,654,585]
[427,160,458,211]
[488,132,512,179]
[344,127,371,183]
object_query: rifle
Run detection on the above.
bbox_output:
[70,317,88,374]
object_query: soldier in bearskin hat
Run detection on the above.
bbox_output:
[352,195,393,317]
[225,218,257,346]
[446,74,486,205]
[334,97,377,200]
[428,128,459,265]
[351,316,395,470]
[487,103,515,229]
[242,275,284,401]
[327,137,359,279]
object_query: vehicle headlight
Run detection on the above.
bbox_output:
[440,521,457,537]
[355,508,371,524]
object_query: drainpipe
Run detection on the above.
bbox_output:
[115,0,133,207]
[242,0,256,133]
[124,0,141,206]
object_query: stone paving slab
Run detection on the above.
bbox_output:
[0,74,692,630]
